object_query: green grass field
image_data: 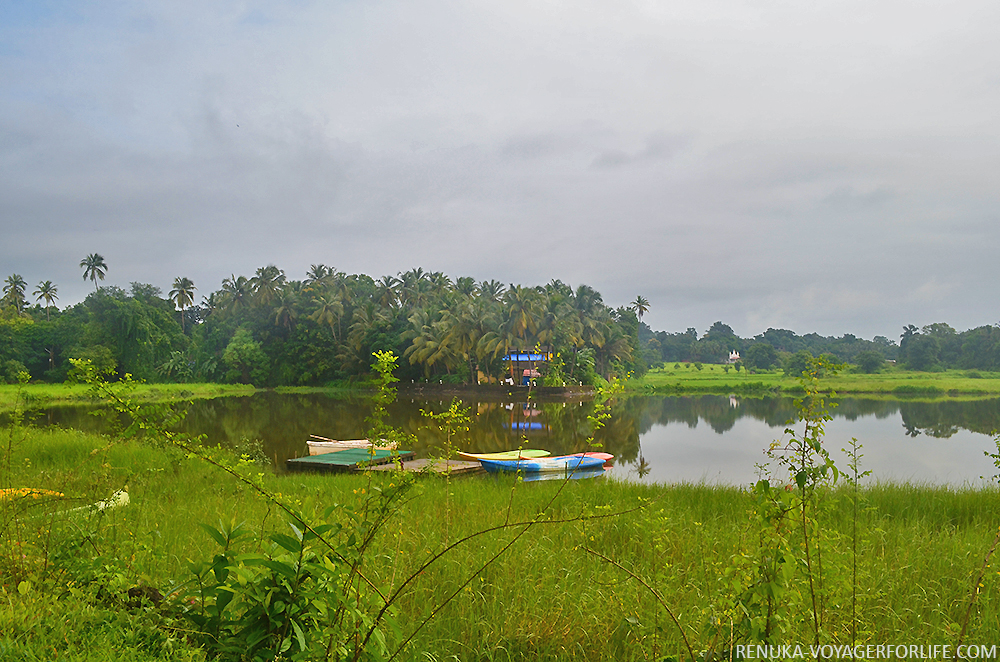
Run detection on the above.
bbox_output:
[631,364,1000,398]
[0,382,255,413]
[2,425,999,660]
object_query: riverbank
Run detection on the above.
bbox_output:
[2,426,999,659]
[0,382,255,412]
[6,366,1000,414]
[630,364,1000,397]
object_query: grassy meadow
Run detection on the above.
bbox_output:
[0,382,255,413]
[631,364,1000,397]
[2,424,1000,660]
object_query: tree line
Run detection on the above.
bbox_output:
[3,258,997,385]
[0,258,642,386]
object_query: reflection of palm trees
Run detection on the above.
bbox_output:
[635,452,651,478]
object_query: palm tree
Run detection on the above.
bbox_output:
[310,294,344,340]
[80,253,108,290]
[453,276,477,298]
[631,295,650,322]
[169,277,196,332]
[503,285,541,344]
[33,280,58,321]
[375,275,401,310]
[305,264,331,286]
[3,274,27,314]
[250,265,285,307]
[272,287,300,331]
[398,267,431,307]
[220,275,252,315]
[477,279,505,302]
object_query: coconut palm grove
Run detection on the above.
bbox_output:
[4,257,999,386]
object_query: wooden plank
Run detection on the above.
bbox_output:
[369,458,483,476]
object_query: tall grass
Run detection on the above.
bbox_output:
[3,425,1000,659]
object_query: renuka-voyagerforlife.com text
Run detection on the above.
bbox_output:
[737,645,998,660]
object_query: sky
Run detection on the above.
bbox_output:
[2,0,999,341]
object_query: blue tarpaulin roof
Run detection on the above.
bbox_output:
[505,422,546,431]
[504,353,549,361]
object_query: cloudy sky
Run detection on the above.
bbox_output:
[3,1,998,340]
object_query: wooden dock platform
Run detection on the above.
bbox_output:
[285,448,415,473]
[369,458,483,476]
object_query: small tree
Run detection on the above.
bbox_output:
[853,350,884,374]
[223,328,269,384]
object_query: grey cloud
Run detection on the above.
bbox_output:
[3,0,1000,340]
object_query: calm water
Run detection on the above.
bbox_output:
[21,393,1000,486]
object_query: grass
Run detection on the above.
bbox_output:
[0,382,255,413]
[3,426,1000,659]
[631,365,1000,398]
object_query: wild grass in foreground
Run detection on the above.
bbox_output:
[2,424,1000,660]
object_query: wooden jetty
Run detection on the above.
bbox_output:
[286,448,415,473]
[369,458,483,476]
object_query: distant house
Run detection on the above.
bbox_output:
[502,350,553,385]
[728,350,741,364]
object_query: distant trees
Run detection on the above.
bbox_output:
[853,350,885,374]
[25,256,1000,386]
[744,342,778,371]
[783,350,814,378]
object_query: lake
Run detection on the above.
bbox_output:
[22,392,1000,486]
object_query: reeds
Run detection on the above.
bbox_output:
[2,416,1000,659]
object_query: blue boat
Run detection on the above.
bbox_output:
[478,454,607,474]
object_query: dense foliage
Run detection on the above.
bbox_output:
[0,266,643,386]
[6,262,1000,384]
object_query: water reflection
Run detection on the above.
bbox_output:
[14,393,1000,486]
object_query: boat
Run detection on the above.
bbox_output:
[565,452,614,463]
[307,435,397,456]
[456,449,551,461]
[478,454,607,474]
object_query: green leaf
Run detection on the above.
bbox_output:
[270,533,303,554]
[250,558,298,581]
[291,619,307,651]
[199,523,228,548]
[212,554,230,583]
